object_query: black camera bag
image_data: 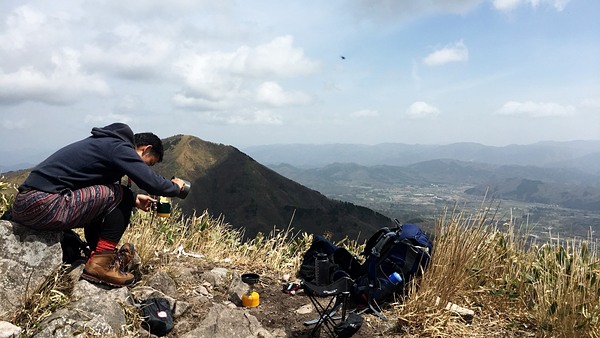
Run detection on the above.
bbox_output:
[140,297,173,336]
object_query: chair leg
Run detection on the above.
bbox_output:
[304,293,350,337]
[307,295,337,336]
[339,291,349,322]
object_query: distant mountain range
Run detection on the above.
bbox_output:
[243,140,600,175]
[242,141,600,212]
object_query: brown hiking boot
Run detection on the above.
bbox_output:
[81,250,136,287]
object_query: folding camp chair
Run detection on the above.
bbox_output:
[302,275,362,337]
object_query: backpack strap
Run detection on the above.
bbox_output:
[366,228,401,279]
[393,218,403,231]
[360,227,402,320]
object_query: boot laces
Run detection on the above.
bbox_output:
[109,251,127,274]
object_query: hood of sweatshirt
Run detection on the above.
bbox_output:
[90,123,135,145]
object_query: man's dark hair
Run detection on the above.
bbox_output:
[134,132,164,162]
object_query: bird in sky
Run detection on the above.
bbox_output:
[340,56,346,60]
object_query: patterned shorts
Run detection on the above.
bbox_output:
[12,184,124,231]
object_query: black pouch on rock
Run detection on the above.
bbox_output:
[140,298,173,336]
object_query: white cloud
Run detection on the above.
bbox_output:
[173,92,239,111]
[115,95,143,113]
[234,36,319,77]
[195,109,283,125]
[256,81,310,107]
[0,5,74,71]
[173,35,318,117]
[0,6,49,51]
[94,0,215,20]
[173,50,250,108]
[0,49,110,105]
[580,98,600,109]
[81,24,174,79]
[0,6,111,106]
[492,0,571,11]
[174,36,318,91]
[495,101,576,117]
[406,101,440,119]
[226,110,283,125]
[352,109,379,118]
[493,0,521,10]
[423,40,469,66]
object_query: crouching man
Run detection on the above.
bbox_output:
[11,122,186,287]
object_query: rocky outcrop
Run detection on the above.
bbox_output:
[0,321,21,338]
[0,220,287,337]
[181,303,283,338]
[32,277,133,337]
[0,220,62,315]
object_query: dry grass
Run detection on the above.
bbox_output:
[0,178,16,215]
[394,201,600,337]
[122,207,314,278]
[11,265,73,335]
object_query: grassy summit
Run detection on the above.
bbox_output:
[2,176,600,337]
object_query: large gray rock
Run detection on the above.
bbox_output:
[0,321,21,338]
[33,280,134,338]
[201,267,230,286]
[147,270,178,298]
[0,220,62,315]
[180,303,281,338]
[228,272,250,307]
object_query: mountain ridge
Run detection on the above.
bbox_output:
[243,140,600,174]
[152,135,393,241]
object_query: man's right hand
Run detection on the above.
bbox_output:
[171,177,186,191]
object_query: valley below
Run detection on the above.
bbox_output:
[292,180,600,244]
[249,140,600,246]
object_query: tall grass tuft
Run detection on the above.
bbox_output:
[395,201,600,337]
[0,177,16,216]
[11,266,73,335]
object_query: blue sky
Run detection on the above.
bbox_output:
[1,0,599,168]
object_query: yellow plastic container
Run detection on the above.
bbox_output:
[242,291,260,307]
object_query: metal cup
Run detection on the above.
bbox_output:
[179,179,191,199]
[172,177,191,199]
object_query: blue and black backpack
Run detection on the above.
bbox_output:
[353,221,433,308]
[298,220,433,315]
